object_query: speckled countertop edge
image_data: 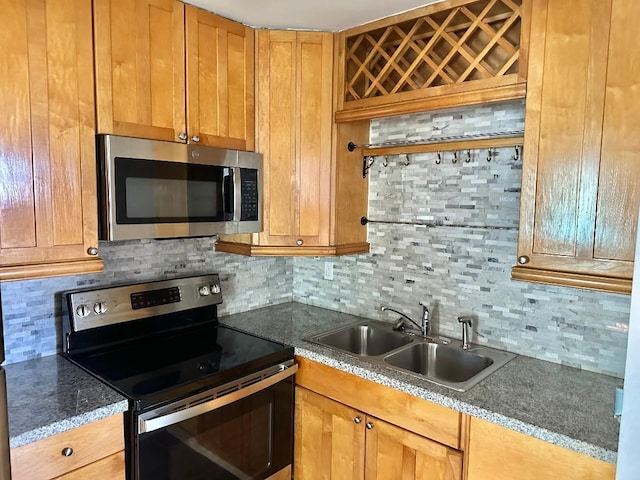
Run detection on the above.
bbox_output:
[220,301,620,465]
[6,355,129,449]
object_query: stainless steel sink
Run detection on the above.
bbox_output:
[307,322,414,356]
[305,320,515,391]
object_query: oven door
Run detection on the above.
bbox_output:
[134,361,296,480]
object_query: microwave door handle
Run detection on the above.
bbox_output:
[138,363,297,434]
[233,167,241,222]
[222,169,235,221]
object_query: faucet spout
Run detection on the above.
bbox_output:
[381,305,428,336]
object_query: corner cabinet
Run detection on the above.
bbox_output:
[216,31,370,257]
[94,0,254,150]
[512,0,640,294]
[0,0,103,281]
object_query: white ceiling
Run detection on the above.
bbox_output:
[184,0,444,32]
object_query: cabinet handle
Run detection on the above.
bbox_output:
[517,255,530,265]
[178,132,187,142]
[296,239,303,246]
[354,416,362,424]
[87,247,98,256]
[61,447,74,457]
[365,422,374,430]
[191,135,200,143]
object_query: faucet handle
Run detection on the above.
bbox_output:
[457,315,472,326]
[419,301,429,317]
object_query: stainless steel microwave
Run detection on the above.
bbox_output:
[97,135,261,241]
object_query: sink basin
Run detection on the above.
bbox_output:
[384,342,493,383]
[308,322,413,356]
[305,320,516,391]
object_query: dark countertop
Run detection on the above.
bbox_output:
[5,355,128,449]
[219,301,620,464]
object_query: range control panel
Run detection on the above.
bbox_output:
[67,274,222,332]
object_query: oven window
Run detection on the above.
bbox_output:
[115,158,231,223]
[137,380,293,480]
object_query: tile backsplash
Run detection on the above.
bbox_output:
[293,101,631,378]
[1,238,292,364]
[1,100,632,377]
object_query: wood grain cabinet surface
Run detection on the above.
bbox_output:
[512,0,640,294]
[0,0,104,281]
[466,417,615,480]
[94,0,254,149]
[294,358,464,480]
[216,31,370,257]
[10,414,125,480]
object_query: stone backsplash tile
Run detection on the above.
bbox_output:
[1,238,292,364]
[294,100,630,377]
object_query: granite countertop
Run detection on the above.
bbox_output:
[219,301,621,464]
[5,355,128,449]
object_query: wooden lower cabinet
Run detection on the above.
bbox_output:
[10,414,124,480]
[295,387,462,480]
[466,417,615,480]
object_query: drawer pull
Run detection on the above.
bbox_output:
[61,447,74,457]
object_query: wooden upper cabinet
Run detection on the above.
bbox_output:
[512,0,640,294]
[94,1,254,148]
[94,0,186,142]
[335,0,531,122]
[186,6,255,150]
[0,0,103,281]
[256,30,333,248]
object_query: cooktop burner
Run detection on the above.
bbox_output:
[62,275,294,410]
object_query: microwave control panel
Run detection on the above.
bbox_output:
[240,169,259,221]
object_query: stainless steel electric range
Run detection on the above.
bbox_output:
[62,274,296,480]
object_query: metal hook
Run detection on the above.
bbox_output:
[405,154,410,166]
[382,155,389,167]
[466,149,472,163]
[362,155,375,178]
[487,148,494,162]
[513,146,520,161]
[435,152,442,165]
[452,151,458,164]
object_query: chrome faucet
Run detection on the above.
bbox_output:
[381,302,430,336]
[458,316,473,350]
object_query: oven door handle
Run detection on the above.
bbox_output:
[138,362,297,434]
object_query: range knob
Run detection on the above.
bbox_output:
[93,302,108,315]
[199,286,211,296]
[75,304,91,318]
[210,284,220,294]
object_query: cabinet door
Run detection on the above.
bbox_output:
[185,6,254,150]
[514,0,637,293]
[365,417,463,480]
[94,0,185,142]
[294,387,365,480]
[257,31,333,248]
[467,417,614,480]
[0,0,102,280]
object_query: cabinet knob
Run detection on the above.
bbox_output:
[61,447,73,457]
[354,416,362,424]
[178,132,187,141]
[296,239,303,246]
[191,135,200,143]
[365,422,374,430]
[87,247,98,256]
[518,255,530,265]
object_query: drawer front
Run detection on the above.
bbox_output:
[54,451,125,480]
[11,414,124,480]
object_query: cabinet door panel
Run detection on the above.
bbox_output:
[186,7,254,149]
[258,31,297,244]
[0,0,100,272]
[594,0,640,263]
[365,418,462,480]
[294,387,365,480]
[297,33,332,243]
[94,0,185,142]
